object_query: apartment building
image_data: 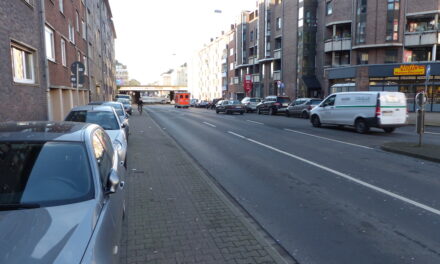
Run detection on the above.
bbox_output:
[216,0,440,111]
[189,34,229,101]
[0,0,48,121]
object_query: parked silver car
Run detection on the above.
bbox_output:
[241,97,262,113]
[65,105,128,167]
[88,101,130,141]
[0,121,125,264]
[286,98,322,119]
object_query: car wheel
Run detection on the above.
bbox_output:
[216,110,219,114]
[257,108,261,115]
[301,111,309,119]
[226,110,231,115]
[286,111,290,117]
[355,118,370,134]
[383,127,395,133]
[240,111,244,115]
[311,115,321,128]
[269,108,274,115]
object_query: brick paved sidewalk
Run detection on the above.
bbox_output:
[119,112,294,264]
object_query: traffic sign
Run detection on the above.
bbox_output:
[70,74,85,85]
[70,61,85,75]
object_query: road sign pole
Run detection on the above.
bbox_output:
[76,66,80,106]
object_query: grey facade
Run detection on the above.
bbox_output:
[86,0,117,102]
[0,0,48,121]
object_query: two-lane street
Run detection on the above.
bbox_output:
[146,105,440,264]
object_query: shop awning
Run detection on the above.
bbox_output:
[302,76,321,90]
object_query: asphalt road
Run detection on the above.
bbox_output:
[144,105,440,264]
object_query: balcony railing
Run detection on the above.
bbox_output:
[274,49,282,59]
[273,71,281,81]
[324,37,351,52]
[252,74,260,83]
[248,56,256,65]
[405,31,440,46]
[222,72,227,77]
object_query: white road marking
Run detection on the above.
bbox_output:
[203,122,217,128]
[228,131,440,217]
[425,131,440,135]
[246,120,264,125]
[284,128,373,150]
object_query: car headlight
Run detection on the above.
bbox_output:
[114,140,123,151]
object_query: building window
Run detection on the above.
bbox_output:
[11,43,35,84]
[68,22,75,43]
[298,7,304,28]
[385,49,398,63]
[82,20,86,39]
[23,0,34,6]
[326,1,333,16]
[275,0,282,4]
[230,48,234,56]
[357,52,369,64]
[59,0,63,13]
[76,11,80,32]
[61,38,66,66]
[45,26,55,62]
[355,0,367,44]
[83,55,88,75]
[386,0,400,41]
[276,17,282,30]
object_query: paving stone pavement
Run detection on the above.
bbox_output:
[119,111,294,264]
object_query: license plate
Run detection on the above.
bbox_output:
[382,111,393,116]
[282,103,288,106]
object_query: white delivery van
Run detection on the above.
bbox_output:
[310,92,408,133]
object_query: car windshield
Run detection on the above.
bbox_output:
[309,99,323,105]
[104,103,125,116]
[0,142,94,208]
[66,111,120,130]
[229,100,241,105]
[118,99,130,105]
[278,98,290,103]
[250,98,261,102]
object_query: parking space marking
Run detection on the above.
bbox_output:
[227,131,440,217]
[203,122,217,128]
[246,120,264,125]
[284,128,373,150]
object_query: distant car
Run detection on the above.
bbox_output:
[89,101,130,140]
[256,96,290,115]
[310,92,408,133]
[196,100,209,108]
[208,98,223,109]
[216,100,245,115]
[190,99,199,107]
[241,97,262,113]
[0,121,125,264]
[286,98,322,119]
[117,98,133,115]
[65,105,128,166]
[115,94,132,104]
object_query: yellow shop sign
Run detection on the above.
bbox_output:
[394,65,426,76]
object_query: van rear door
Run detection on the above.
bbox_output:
[379,92,407,125]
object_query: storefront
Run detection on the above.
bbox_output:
[327,63,440,112]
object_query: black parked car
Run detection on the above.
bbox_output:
[208,98,223,109]
[215,100,245,115]
[256,96,291,115]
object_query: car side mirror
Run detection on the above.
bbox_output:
[106,169,120,195]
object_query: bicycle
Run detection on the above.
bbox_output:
[138,104,143,114]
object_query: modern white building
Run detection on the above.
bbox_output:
[188,35,229,101]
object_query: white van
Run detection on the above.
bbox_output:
[310,92,408,133]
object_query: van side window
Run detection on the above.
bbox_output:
[323,95,336,107]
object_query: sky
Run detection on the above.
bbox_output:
[108,0,258,84]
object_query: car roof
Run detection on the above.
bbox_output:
[70,105,115,112]
[0,121,97,142]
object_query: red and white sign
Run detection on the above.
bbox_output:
[244,74,253,94]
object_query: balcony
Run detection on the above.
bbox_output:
[252,74,260,83]
[324,38,352,52]
[274,49,282,59]
[248,56,257,65]
[273,71,281,81]
[405,31,440,47]
[222,72,227,77]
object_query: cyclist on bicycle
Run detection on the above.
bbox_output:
[137,98,144,113]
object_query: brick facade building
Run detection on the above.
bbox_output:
[0,0,48,121]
